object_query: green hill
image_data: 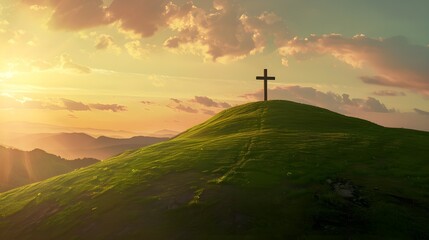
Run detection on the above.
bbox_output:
[1,100,428,239]
[0,146,99,193]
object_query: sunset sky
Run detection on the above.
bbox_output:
[1,0,429,136]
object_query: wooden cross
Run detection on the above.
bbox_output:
[256,69,275,101]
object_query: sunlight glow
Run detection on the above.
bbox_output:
[0,71,15,80]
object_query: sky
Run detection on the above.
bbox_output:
[1,0,429,136]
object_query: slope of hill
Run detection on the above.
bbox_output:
[5,133,168,160]
[0,100,429,239]
[0,146,98,193]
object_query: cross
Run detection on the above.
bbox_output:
[256,69,275,101]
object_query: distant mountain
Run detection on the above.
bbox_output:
[1,101,428,239]
[0,121,140,138]
[151,129,180,138]
[5,133,168,160]
[0,146,98,193]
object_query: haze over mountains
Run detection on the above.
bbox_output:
[2,133,169,160]
[0,146,98,193]
[0,121,180,139]
[1,101,428,239]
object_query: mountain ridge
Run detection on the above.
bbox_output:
[3,133,168,160]
[0,146,98,193]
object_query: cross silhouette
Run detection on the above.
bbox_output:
[256,69,275,101]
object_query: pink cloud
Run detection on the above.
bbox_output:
[0,95,127,112]
[201,109,216,116]
[95,34,115,50]
[140,101,154,105]
[21,0,287,61]
[168,98,194,113]
[242,85,395,113]
[170,98,182,104]
[22,0,108,30]
[60,54,92,73]
[167,97,229,114]
[60,98,91,111]
[164,1,287,61]
[107,0,191,37]
[60,99,127,112]
[89,103,127,112]
[373,90,406,97]
[174,104,198,114]
[21,0,191,36]
[192,96,231,108]
[280,34,429,96]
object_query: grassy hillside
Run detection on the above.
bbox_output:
[0,147,98,193]
[0,100,428,239]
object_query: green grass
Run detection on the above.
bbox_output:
[1,100,429,239]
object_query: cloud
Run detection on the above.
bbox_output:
[0,20,8,35]
[4,55,92,73]
[279,34,429,96]
[60,98,91,111]
[170,98,182,104]
[0,95,61,110]
[0,26,38,47]
[192,96,231,108]
[363,97,393,113]
[107,0,191,37]
[30,59,55,71]
[22,0,194,37]
[166,96,230,115]
[125,40,149,59]
[168,97,199,114]
[174,104,198,114]
[95,34,113,50]
[147,74,167,87]
[201,109,216,116]
[22,0,108,30]
[164,1,287,61]
[193,96,218,107]
[95,34,117,50]
[60,54,92,73]
[61,99,127,112]
[29,5,48,11]
[94,34,121,54]
[141,101,154,105]
[89,103,127,112]
[241,85,395,113]
[20,0,288,62]
[281,58,289,67]
[0,95,127,112]
[373,90,406,97]
[414,108,429,116]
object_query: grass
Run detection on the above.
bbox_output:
[0,100,429,239]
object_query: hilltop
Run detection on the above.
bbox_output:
[0,100,428,239]
[0,146,98,193]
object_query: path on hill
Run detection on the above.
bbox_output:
[216,105,267,183]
